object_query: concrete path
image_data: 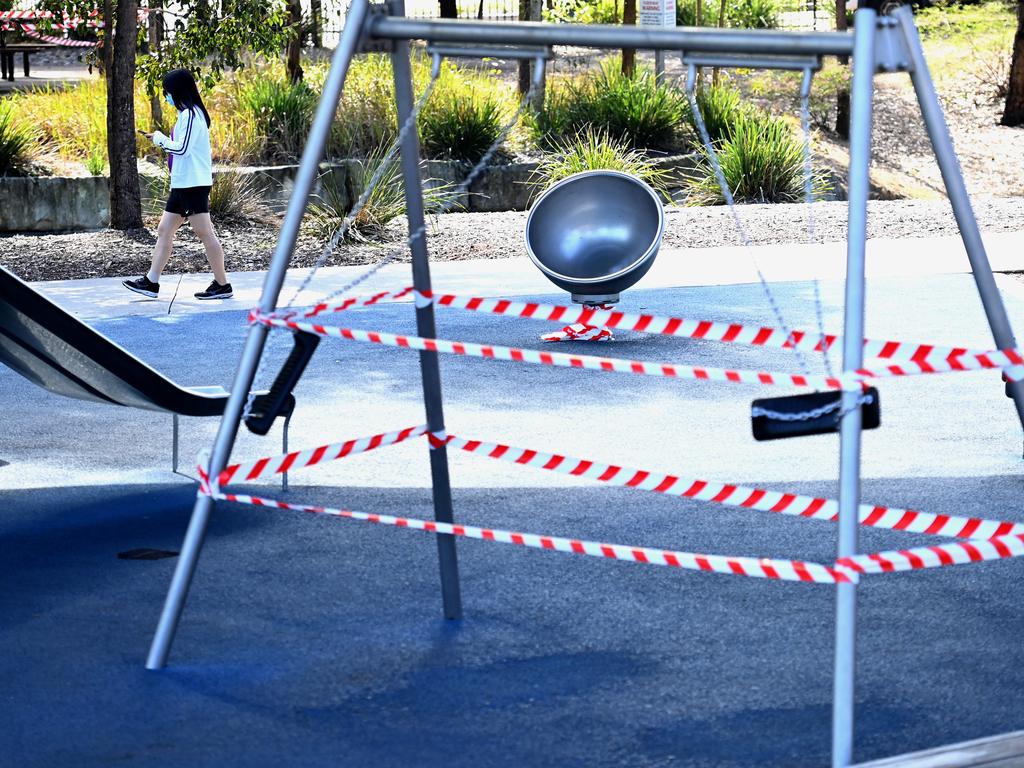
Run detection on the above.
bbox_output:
[3,233,1024,767]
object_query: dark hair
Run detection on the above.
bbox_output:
[162,68,211,128]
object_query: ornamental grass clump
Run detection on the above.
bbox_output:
[687,111,828,205]
[530,127,674,201]
[531,60,687,152]
[241,75,318,162]
[0,101,37,176]
[209,170,271,223]
[304,149,455,243]
[418,90,504,163]
[685,81,746,147]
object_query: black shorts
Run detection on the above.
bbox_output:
[165,185,211,217]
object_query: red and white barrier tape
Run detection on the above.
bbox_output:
[218,424,428,486]
[202,487,854,584]
[252,311,1018,389]
[293,286,1024,381]
[841,534,1024,574]
[430,432,1024,541]
[19,26,97,46]
[252,313,857,390]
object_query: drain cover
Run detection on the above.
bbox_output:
[117,548,179,560]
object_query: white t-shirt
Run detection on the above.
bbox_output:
[153,106,213,189]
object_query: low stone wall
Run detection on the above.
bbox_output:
[0,155,701,232]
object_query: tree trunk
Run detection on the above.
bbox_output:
[106,0,143,230]
[1002,0,1024,126]
[310,0,322,47]
[148,0,163,130]
[622,0,635,76]
[439,0,458,18]
[835,0,850,139]
[286,0,303,83]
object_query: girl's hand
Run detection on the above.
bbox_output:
[137,129,153,142]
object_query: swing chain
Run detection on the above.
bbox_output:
[683,62,813,381]
[297,51,547,314]
[752,390,875,423]
[244,55,442,421]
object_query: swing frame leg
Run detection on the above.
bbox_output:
[831,9,876,768]
[389,1,463,620]
[893,4,1024,435]
[145,0,374,670]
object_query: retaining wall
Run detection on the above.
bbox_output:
[0,155,701,233]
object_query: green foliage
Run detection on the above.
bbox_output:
[531,59,687,152]
[322,54,398,159]
[304,151,454,243]
[743,63,850,131]
[241,75,318,162]
[209,170,269,222]
[85,149,106,176]
[0,101,36,176]
[544,0,621,24]
[687,111,828,205]
[676,0,778,27]
[419,91,503,163]
[531,127,673,201]
[135,0,291,96]
[686,81,746,146]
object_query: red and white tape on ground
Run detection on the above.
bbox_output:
[430,432,1024,541]
[218,424,428,486]
[841,534,1024,574]
[203,488,854,584]
[292,286,1024,381]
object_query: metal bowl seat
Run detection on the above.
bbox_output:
[525,170,665,305]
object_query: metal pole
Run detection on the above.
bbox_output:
[368,16,856,57]
[390,3,463,620]
[145,0,373,670]
[894,4,1024,433]
[831,8,875,767]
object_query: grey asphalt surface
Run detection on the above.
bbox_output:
[3,270,1024,767]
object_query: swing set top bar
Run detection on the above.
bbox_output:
[367,16,856,58]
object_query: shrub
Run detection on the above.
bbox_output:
[323,54,398,158]
[304,150,455,243]
[687,111,828,204]
[685,81,745,146]
[544,0,620,24]
[85,149,105,176]
[531,59,687,152]
[418,90,503,163]
[241,76,318,162]
[209,170,270,223]
[530,127,674,201]
[676,0,778,27]
[0,101,36,176]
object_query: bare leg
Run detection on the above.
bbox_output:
[148,211,184,283]
[189,213,229,285]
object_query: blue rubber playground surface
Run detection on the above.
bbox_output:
[3,247,1024,767]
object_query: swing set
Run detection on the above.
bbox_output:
[142,3,1024,766]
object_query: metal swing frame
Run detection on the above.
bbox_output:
[144,3,1024,766]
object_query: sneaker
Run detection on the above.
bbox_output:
[194,280,233,300]
[122,275,160,298]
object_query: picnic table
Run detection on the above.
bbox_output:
[0,42,58,81]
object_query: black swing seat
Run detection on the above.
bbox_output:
[0,265,295,474]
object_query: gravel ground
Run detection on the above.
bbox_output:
[2,197,1023,284]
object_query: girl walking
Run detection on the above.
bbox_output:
[123,68,233,300]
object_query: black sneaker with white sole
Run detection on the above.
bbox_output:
[195,280,234,300]
[122,275,160,298]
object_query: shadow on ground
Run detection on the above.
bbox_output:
[2,477,1023,768]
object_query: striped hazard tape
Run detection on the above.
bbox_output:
[251,312,1017,389]
[290,286,1024,381]
[218,424,428,486]
[430,432,1024,541]
[841,534,1024,575]
[201,488,855,584]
